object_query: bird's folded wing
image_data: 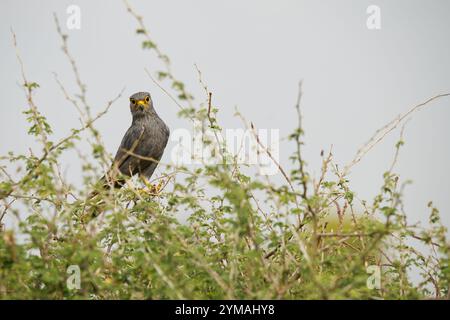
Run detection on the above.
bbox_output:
[107,125,147,183]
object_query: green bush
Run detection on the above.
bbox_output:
[0,4,448,300]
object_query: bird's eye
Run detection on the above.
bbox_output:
[145,96,150,103]
[130,98,136,105]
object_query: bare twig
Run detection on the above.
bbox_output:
[344,93,450,176]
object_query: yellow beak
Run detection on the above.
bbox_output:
[136,100,146,106]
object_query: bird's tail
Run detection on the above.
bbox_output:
[83,173,126,220]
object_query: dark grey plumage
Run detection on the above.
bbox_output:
[104,91,169,188]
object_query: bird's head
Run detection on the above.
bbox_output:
[129,91,154,116]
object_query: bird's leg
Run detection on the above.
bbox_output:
[152,178,165,194]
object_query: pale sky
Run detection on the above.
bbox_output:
[1,0,450,232]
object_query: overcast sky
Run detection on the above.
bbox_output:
[1,0,450,231]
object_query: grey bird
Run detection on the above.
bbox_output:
[99,91,170,191]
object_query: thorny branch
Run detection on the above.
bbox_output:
[344,93,450,176]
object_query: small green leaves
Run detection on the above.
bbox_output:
[142,40,156,49]
[23,108,53,136]
[157,71,168,80]
[92,144,105,159]
[380,206,396,217]
[0,181,13,197]
[344,191,354,204]
[24,82,40,90]
[171,80,185,91]
[395,140,405,148]
[427,201,440,224]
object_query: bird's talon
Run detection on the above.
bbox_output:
[146,179,165,195]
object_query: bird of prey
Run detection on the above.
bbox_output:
[98,91,170,192]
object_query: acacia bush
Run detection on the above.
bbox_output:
[0,3,449,299]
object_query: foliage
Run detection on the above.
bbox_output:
[0,2,448,300]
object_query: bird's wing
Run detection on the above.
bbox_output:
[111,124,146,177]
[90,125,145,193]
[137,118,170,179]
[142,160,159,179]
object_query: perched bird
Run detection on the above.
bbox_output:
[96,91,170,193]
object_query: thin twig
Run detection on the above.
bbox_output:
[344,93,450,175]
